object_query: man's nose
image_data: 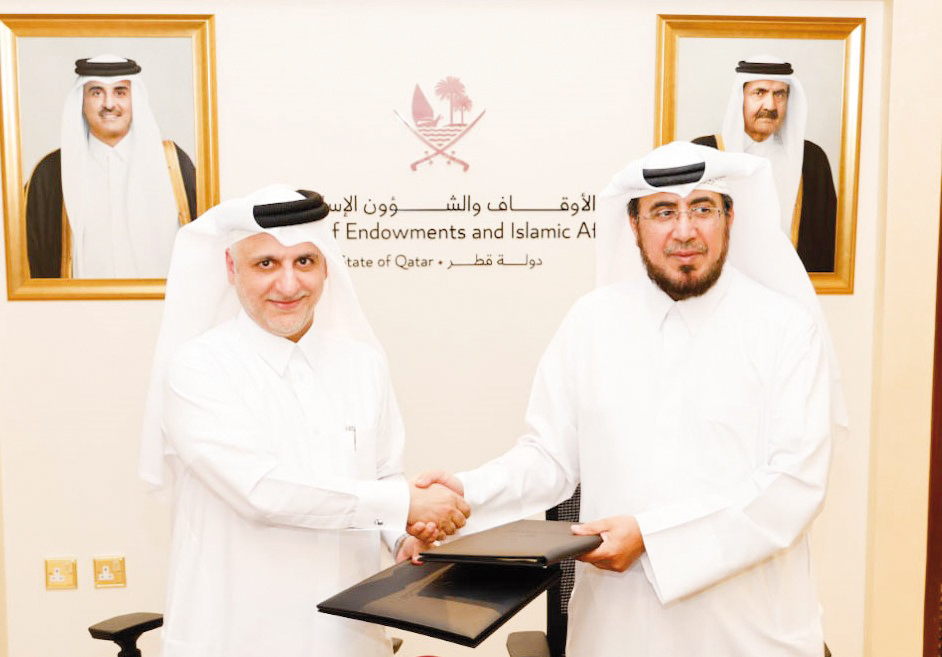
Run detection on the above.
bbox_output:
[274,266,301,295]
[672,211,698,239]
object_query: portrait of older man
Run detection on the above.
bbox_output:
[24,54,197,279]
[693,55,837,272]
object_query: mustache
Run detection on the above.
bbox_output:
[754,109,779,120]
[269,292,309,302]
[665,241,707,256]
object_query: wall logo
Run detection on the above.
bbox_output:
[395,76,485,172]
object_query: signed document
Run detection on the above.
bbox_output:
[419,519,602,567]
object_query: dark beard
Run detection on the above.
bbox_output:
[638,223,730,301]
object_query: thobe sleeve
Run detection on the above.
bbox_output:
[373,364,412,551]
[163,343,410,533]
[458,313,581,532]
[635,314,832,604]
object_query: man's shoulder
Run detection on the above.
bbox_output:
[577,279,635,303]
[564,280,640,324]
[170,320,243,368]
[725,268,816,330]
[802,139,829,160]
[692,135,719,148]
[307,330,385,369]
[28,149,62,179]
[166,141,195,167]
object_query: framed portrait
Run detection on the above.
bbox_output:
[0,14,219,300]
[655,15,865,294]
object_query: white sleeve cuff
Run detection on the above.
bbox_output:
[352,474,410,531]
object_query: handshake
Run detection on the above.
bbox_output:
[401,471,469,562]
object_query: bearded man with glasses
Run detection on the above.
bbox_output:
[413,141,846,657]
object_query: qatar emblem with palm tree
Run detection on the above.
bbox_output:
[395,76,485,171]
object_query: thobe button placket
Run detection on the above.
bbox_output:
[107,149,135,276]
[661,306,689,361]
[286,352,322,439]
[107,151,121,237]
[657,306,691,428]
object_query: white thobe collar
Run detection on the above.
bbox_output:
[642,266,736,336]
[234,310,322,376]
[87,132,131,166]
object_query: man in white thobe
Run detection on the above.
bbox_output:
[139,186,469,657]
[25,54,196,278]
[415,142,845,656]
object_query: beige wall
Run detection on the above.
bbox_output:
[865,0,942,655]
[0,1,934,656]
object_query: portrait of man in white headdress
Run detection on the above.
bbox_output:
[691,55,837,273]
[23,54,197,279]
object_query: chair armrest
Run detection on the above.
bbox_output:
[89,612,163,657]
[506,630,551,657]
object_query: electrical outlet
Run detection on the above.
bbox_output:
[93,556,126,588]
[45,558,77,590]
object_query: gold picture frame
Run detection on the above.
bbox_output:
[655,15,865,294]
[0,14,219,300]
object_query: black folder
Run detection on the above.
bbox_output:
[317,559,560,647]
[419,519,602,567]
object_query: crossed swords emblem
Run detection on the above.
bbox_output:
[395,110,485,172]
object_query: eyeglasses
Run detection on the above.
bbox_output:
[643,206,725,225]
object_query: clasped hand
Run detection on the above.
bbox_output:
[406,471,469,543]
[395,471,468,563]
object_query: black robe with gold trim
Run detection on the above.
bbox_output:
[24,144,197,278]
[692,135,837,273]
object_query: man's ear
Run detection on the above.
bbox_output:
[225,248,236,284]
[628,215,641,241]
